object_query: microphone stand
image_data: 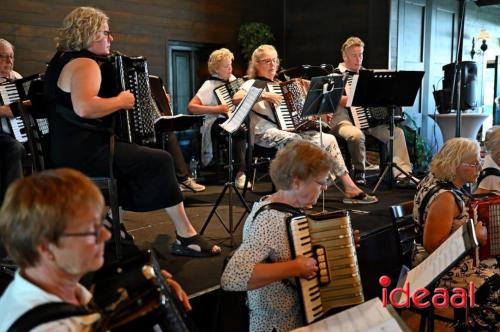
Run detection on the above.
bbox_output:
[450,0,466,137]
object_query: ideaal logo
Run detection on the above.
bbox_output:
[379,275,475,308]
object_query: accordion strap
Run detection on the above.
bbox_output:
[477,167,500,185]
[253,202,303,221]
[7,302,94,332]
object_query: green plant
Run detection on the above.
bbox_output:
[237,22,275,61]
[400,114,432,170]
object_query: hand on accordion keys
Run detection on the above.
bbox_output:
[118,90,135,109]
[293,255,319,280]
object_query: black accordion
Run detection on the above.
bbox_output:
[214,78,245,110]
[267,79,327,132]
[104,54,161,145]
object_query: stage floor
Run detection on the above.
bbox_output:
[122,170,416,298]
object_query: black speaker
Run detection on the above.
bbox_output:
[442,61,477,111]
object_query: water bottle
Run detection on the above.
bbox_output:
[189,156,199,180]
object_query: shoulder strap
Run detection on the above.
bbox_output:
[418,181,464,226]
[7,302,94,332]
[477,167,500,185]
[253,202,303,221]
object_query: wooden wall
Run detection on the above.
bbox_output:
[0,0,283,82]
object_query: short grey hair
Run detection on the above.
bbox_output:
[0,38,14,51]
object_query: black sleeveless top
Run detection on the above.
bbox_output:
[44,50,116,176]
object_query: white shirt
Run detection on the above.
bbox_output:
[241,79,277,137]
[195,74,237,166]
[0,271,100,332]
[478,154,500,192]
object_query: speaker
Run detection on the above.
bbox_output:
[442,61,477,111]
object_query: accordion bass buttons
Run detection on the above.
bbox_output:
[313,245,331,285]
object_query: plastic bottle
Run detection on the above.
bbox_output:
[189,156,199,180]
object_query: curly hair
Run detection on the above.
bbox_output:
[429,138,479,182]
[270,140,333,190]
[207,48,234,75]
[246,44,277,78]
[341,36,364,54]
[0,168,104,269]
[56,6,109,52]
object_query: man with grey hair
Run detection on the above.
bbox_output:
[0,38,25,203]
[329,36,415,187]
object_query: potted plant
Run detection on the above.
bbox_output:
[237,22,275,61]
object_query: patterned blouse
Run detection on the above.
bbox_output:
[220,197,304,332]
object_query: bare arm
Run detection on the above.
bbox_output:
[247,256,318,290]
[0,105,13,118]
[60,58,134,119]
[423,192,458,253]
[187,95,228,115]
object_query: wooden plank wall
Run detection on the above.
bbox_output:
[0,0,283,82]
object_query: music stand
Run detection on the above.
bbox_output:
[199,86,263,247]
[302,75,343,211]
[347,70,424,194]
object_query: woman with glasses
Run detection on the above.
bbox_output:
[44,6,220,257]
[233,44,377,204]
[222,140,360,332]
[0,168,110,330]
[412,138,498,297]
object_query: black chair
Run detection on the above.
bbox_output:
[336,134,387,177]
[17,102,123,260]
[389,201,464,332]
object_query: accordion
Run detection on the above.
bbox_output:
[287,209,364,324]
[267,79,326,132]
[214,78,244,111]
[105,54,161,145]
[348,106,393,130]
[0,74,43,143]
[468,193,500,260]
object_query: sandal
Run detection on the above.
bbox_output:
[171,234,221,257]
[342,192,378,205]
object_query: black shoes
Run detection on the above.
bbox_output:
[354,171,366,185]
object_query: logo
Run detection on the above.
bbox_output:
[379,275,475,308]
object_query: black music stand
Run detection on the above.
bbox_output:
[199,86,263,247]
[347,70,424,194]
[302,75,343,211]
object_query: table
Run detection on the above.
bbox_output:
[429,113,488,142]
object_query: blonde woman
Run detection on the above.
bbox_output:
[412,138,497,293]
[476,126,500,193]
[44,6,220,257]
[188,48,248,189]
[233,44,377,204]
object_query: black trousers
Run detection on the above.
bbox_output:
[0,133,25,203]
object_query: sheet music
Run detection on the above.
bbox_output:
[346,74,358,108]
[292,298,407,332]
[396,220,478,306]
[220,86,263,133]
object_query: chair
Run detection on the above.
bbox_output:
[17,102,123,260]
[389,201,464,332]
[336,134,387,177]
[242,124,277,197]
[389,200,415,268]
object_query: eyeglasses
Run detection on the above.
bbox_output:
[100,31,112,37]
[0,54,14,61]
[61,222,105,243]
[461,160,482,169]
[258,58,280,66]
